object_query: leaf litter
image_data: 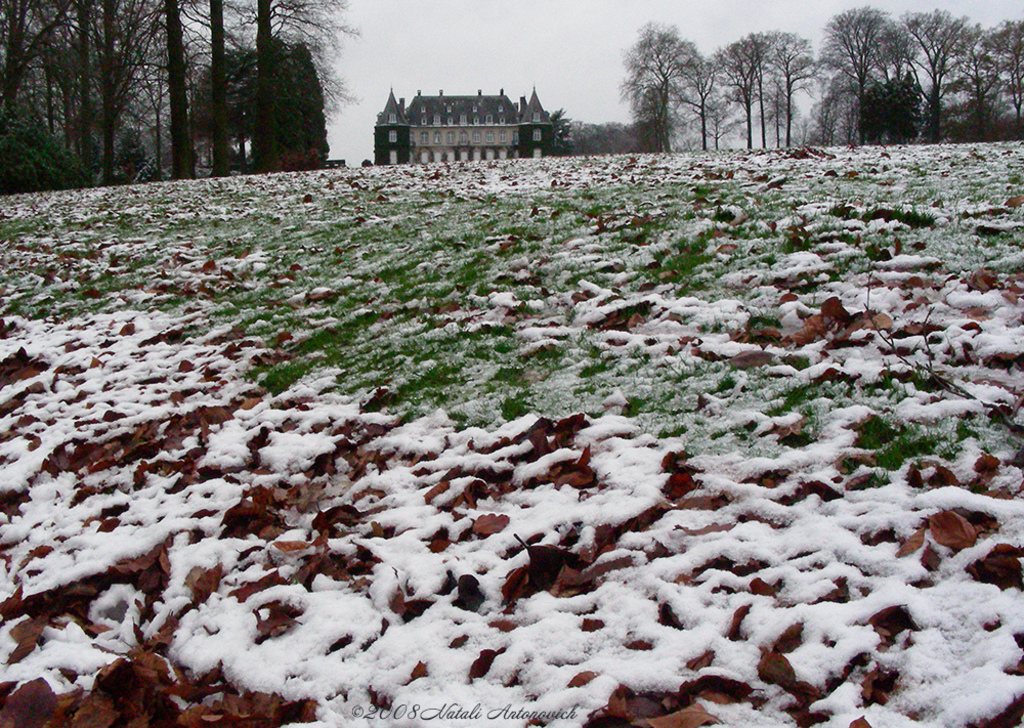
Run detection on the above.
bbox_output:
[1,144,1024,727]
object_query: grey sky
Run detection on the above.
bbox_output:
[327,1,1023,164]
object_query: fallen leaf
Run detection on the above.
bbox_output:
[929,510,977,551]
[7,617,46,664]
[568,671,598,688]
[849,718,872,728]
[472,513,510,536]
[0,678,57,728]
[646,703,720,728]
[728,350,776,369]
[968,544,1024,590]
[895,526,927,557]
[468,648,504,680]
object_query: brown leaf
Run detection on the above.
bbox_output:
[757,649,797,689]
[969,544,1024,590]
[0,678,57,728]
[895,526,927,557]
[773,623,804,653]
[728,350,776,369]
[868,605,918,648]
[185,564,223,605]
[726,604,751,641]
[70,691,119,728]
[568,671,599,688]
[790,314,829,345]
[849,718,872,728]
[929,510,977,551]
[685,650,715,671]
[646,703,721,728]
[468,648,504,680]
[472,513,510,536]
[7,617,46,664]
[408,662,428,682]
[821,296,853,325]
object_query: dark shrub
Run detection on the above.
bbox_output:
[0,112,88,195]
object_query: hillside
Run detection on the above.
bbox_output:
[1,144,1024,727]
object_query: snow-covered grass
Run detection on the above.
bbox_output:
[1,144,1023,727]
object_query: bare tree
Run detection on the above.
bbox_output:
[0,0,72,109]
[716,35,762,149]
[904,9,969,143]
[766,31,815,147]
[679,47,717,151]
[822,6,891,143]
[620,22,692,153]
[992,19,1024,138]
[951,25,1002,142]
[97,0,159,184]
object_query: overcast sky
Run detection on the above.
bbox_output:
[326,1,1023,164]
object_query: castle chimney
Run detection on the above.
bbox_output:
[478,89,482,96]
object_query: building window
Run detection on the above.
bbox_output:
[533,113,541,122]
[434,131,441,144]
[433,115,441,125]
[486,115,493,124]
[389,130,397,142]
[446,131,455,144]
[473,116,479,125]
[498,105,504,113]
[486,131,494,143]
[499,117,505,125]
[533,129,542,141]
[460,114,467,125]
[473,131,481,143]
[500,131,507,143]
[459,131,468,144]
[420,131,428,143]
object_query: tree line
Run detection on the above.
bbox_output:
[0,0,353,193]
[619,6,1024,153]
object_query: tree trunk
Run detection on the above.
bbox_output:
[210,0,228,176]
[76,0,92,176]
[165,0,191,179]
[100,0,115,184]
[254,0,278,172]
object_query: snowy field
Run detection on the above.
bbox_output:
[1,144,1024,727]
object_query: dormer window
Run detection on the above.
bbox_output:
[421,117,427,125]
[533,112,541,122]
[498,105,504,113]
[499,117,505,125]
[447,117,453,125]
[460,114,467,125]
[433,115,441,125]
[473,116,479,125]
[486,115,493,124]
[388,114,396,123]
[472,105,478,113]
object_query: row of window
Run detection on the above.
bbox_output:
[388,129,543,144]
[387,112,544,126]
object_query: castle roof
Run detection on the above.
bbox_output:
[376,89,550,127]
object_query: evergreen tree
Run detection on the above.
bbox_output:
[860,74,922,144]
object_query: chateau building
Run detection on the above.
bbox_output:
[374,88,553,165]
